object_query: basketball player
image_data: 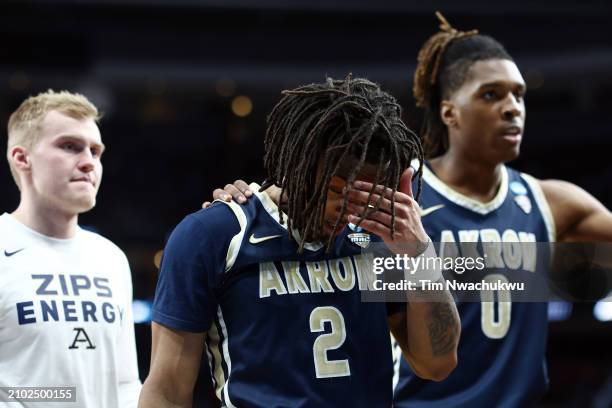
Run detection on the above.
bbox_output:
[140,77,460,407]
[390,14,612,407]
[208,14,612,407]
[1,90,141,407]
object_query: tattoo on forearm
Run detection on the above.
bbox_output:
[427,301,459,356]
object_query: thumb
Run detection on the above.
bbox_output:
[399,167,415,198]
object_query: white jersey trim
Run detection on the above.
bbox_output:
[217,307,237,408]
[214,200,248,272]
[390,334,402,392]
[521,173,556,242]
[250,182,324,252]
[207,320,225,401]
[422,165,509,215]
[204,339,218,390]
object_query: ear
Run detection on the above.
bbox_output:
[10,146,31,171]
[440,100,458,128]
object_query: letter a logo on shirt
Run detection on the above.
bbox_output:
[69,327,96,350]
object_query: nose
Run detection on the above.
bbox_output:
[501,94,523,121]
[77,151,95,173]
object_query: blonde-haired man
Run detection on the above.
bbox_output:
[1,90,141,407]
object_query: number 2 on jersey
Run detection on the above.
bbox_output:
[309,306,351,378]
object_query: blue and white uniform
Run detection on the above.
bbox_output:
[153,184,396,408]
[393,165,555,408]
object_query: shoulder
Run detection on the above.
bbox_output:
[169,202,243,245]
[530,177,606,240]
[537,178,587,199]
[537,178,597,213]
[0,213,25,245]
[76,230,135,285]
[0,215,12,244]
[163,201,245,267]
[78,228,128,261]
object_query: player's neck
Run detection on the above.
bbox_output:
[430,152,504,203]
[12,197,79,239]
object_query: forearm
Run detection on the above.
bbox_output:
[385,238,460,380]
[560,211,612,242]
[139,323,204,408]
[401,281,460,381]
[139,383,191,408]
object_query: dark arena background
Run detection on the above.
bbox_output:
[1,1,611,406]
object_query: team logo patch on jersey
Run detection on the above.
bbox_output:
[347,223,371,248]
[514,195,532,214]
[510,181,528,195]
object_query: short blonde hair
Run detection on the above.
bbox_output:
[7,89,100,186]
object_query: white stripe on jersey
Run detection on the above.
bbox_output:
[217,307,237,408]
[214,200,248,272]
[391,334,402,392]
[521,173,557,242]
[204,335,218,390]
[207,318,226,400]
[422,165,509,215]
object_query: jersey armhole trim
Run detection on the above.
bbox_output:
[521,173,556,242]
[250,182,324,252]
[249,182,287,230]
[210,200,248,272]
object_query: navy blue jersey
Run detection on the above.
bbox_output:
[153,185,395,408]
[393,165,555,408]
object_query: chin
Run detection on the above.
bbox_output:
[72,196,96,214]
[504,146,521,163]
[492,146,520,164]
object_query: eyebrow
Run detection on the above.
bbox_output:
[56,135,106,152]
[478,81,527,92]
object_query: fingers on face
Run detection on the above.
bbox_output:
[348,215,409,243]
[347,203,413,228]
[326,214,350,229]
[356,208,393,226]
[351,181,393,198]
[348,216,394,240]
[346,190,414,215]
[329,181,419,232]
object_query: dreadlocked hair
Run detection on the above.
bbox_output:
[261,75,424,253]
[413,11,513,158]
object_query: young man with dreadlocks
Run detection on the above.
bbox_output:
[140,77,460,407]
[208,13,612,408]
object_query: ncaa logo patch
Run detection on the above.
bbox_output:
[347,223,371,248]
[510,181,528,195]
[514,195,532,214]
